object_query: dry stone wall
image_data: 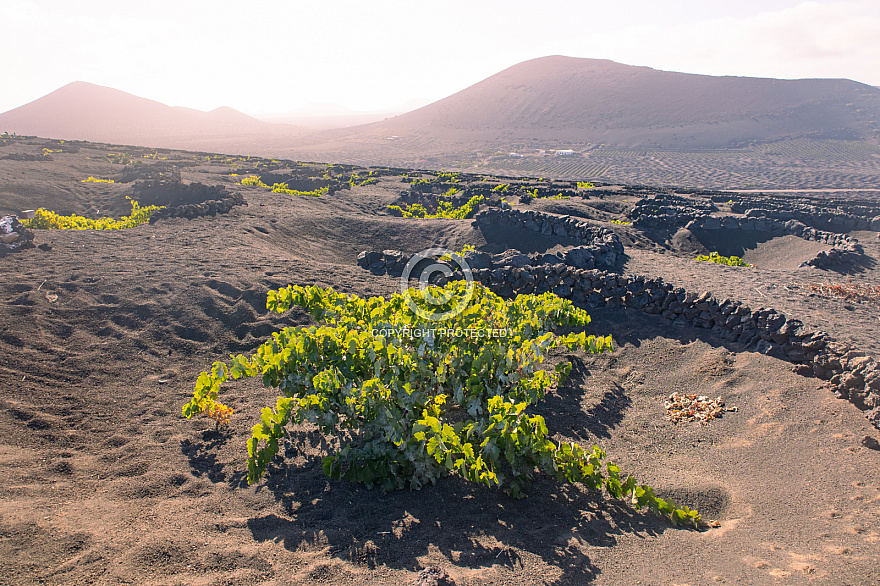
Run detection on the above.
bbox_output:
[354,253,880,429]
[631,194,718,227]
[357,245,609,276]
[728,196,880,232]
[472,208,624,268]
[684,214,865,270]
[471,264,880,430]
[149,191,247,222]
[686,215,860,249]
[356,199,879,429]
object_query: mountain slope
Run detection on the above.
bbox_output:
[0,81,306,149]
[302,56,880,150]
[3,58,880,159]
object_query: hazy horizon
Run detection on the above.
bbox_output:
[3,0,880,117]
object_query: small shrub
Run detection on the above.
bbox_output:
[22,198,163,230]
[103,152,132,165]
[182,282,701,526]
[440,244,476,261]
[696,252,750,267]
[240,175,328,197]
[388,203,429,218]
[270,184,328,197]
[240,175,267,187]
[349,173,379,187]
[520,189,537,204]
[388,194,485,219]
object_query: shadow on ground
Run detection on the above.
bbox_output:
[246,473,669,585]
[177,306,737,584]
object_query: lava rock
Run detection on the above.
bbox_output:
[410,560,452,582]
[862,436,880,451]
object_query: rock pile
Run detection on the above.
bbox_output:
[801,248,859,270]
[411,566,456,586]
[0,215,35,253]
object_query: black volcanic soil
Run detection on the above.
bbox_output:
[1,138,879,586]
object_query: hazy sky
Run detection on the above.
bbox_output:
[3,0,880,116]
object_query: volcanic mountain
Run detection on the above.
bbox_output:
[0,81,306,151]
[4,57,880,159]
[293,55,880,155]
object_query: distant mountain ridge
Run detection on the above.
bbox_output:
[0,81,306,150]
[2,58,879,159]
[312,56,880,150]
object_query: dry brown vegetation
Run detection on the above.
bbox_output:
[810,280,880,306]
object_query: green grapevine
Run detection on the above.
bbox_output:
[388,194,485,219]
[240,175,328,196]
[696,252,750,267]
[102,152,132,164]
[440,244,475,261]
[183,282,701,526]
[23,198,163,230]
[349,172,380,187]
[269,184,328,197]
[240,175,266,187]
